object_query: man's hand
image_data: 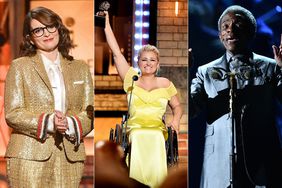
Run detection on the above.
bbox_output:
[272,34,282,67]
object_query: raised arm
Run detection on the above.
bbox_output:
[104,11,130,80]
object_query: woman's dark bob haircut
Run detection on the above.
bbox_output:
[20,6,74,60]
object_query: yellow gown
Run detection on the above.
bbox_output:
[124,67,177,188]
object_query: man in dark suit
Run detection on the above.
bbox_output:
[190,5,282,188]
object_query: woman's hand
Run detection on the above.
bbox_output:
[272,34,282,67]
[168,95,182,134]
[54,110,68,134]
[167,121,179,134]
[95,11,110,29]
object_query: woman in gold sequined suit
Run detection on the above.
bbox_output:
[4,7,93,187]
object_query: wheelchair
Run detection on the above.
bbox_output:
[109,115,179,168]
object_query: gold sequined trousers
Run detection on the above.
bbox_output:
[6,145,84,188]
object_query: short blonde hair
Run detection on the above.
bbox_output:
[137,44,160,62]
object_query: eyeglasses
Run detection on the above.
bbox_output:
[30,25,57,37]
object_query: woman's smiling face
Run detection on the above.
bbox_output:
[30,19,59,53]
[138,51,160,75]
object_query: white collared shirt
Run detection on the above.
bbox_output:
[41,53,75,136]
[41,53,66,113]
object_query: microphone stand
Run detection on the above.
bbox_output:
[121,75,138,153]
[211,65,256,187]
[229,73,237,188]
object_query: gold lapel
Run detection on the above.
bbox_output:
[30,53,53,95]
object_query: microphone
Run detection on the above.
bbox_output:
[210,66,257,81]
[132,75,138,81]
[211,69,223,80]
[210,67,231,81]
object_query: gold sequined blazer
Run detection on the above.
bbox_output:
[4,52,94,162]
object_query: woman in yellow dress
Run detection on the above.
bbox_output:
[103,11,183,187]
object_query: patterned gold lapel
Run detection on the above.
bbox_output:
[30,53,53,95]
[60,55,72,111]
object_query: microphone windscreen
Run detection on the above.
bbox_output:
[132,75,139,81]
[210,69,221,80]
